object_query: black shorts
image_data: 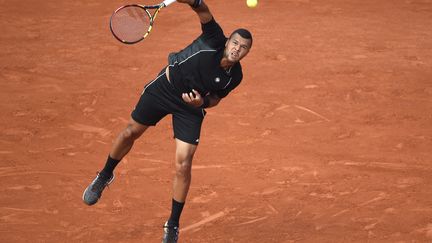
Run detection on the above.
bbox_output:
[131,69,206,145]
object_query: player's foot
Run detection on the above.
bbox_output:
[162,221,179,243]
[82,172,115,205]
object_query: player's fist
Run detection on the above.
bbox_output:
[182,89,203,107]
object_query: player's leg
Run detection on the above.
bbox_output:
[163,139,197,243]
[83,71,170,206]
[172,138,197,210]
[163,109,205,243]
[82,119,149,206]
[101,118,149,177]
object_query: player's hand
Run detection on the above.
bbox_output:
[182,89,203,107]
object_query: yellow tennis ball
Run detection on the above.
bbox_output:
[246,0,258,8]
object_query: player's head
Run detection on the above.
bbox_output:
[224,28,253,63]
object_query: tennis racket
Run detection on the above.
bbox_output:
[110,0,176,44]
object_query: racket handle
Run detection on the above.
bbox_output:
[163,0,176,7]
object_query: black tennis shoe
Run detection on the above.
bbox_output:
[82,172,115,206]
[162,221,179,243]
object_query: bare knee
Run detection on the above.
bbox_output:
[174,139,197,180]
[175,156,193,180]
[120,123,147,142]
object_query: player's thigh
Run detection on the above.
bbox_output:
[175,138,198,162]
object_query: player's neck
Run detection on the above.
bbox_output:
[220,57,235,70]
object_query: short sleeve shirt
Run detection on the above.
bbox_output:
[168,18,242,99]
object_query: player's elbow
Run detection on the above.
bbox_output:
[213,99,221,106]
[208,96,221,107]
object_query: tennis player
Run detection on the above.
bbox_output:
[83,0,252,242]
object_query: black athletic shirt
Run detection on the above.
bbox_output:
[167,18,242,99]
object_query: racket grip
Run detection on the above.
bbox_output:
[163,0,176,7]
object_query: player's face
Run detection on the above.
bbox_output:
[224,33,251,63]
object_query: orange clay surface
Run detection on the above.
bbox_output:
[1,0,432,242]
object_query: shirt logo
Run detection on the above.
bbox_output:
[215,77,220,83]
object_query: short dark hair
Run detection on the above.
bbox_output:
[229,28,253,47]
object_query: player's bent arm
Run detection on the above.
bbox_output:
[177,0,213,24]
[205,93,221,108]
[192,1,213,24]
[182,89,220,108]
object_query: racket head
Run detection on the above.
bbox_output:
[110,4,153,44]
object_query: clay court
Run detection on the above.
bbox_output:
[1,0,432,242]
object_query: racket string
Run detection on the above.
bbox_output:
[111,6,151,43]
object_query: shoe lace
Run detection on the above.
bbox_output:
[92,172,110,192]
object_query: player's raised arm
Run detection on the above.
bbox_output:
[176,0,213,24]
